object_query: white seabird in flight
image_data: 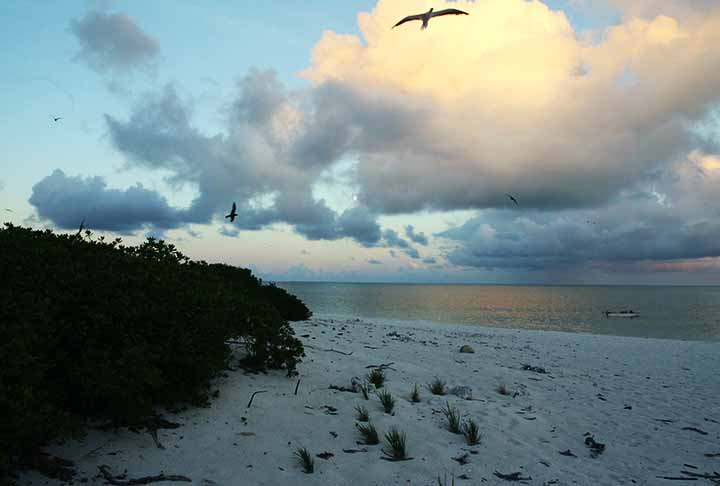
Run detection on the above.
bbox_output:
[392,7,469,30]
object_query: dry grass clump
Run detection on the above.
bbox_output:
[294,447,314,473]
[354,405,370,422]
[367,368,386,388]
[410,383,421,403]
[356,423,380,445]
[428,378,447,395]
[462,418,481,445]
[442,402,462,434]
[383,428,408,460]
[377,389,396,414]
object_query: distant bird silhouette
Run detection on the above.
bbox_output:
[506,194,519,206]
[225,202,237,223]
[76,218,85,237]
[392,7,469,30]
[4,209,12,212]
[53,117,62,122]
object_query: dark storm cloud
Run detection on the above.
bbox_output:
[29,169,183,233]
[70,11,159,74]
[405,225,428,246]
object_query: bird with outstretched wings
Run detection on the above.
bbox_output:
[393,8,469,30]
[225,202,238,223]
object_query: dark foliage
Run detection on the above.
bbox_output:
[0,224,308,481]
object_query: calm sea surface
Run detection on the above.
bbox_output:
[278,283,720,342]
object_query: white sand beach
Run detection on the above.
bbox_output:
[19,317,720,485]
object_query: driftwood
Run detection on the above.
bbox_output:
[559,449,576,457]
[681,427,708,436]
[657,476,698,481]
[680,471,720,480]
[493,471,532,481]
[365,362,395,370]
[705,452,720,458]
[246,390,268,408]
[329,385,356,393]
[304,344,353,356]
[294,379,301,395]
[342,448,368,453]
[97,465,191,485]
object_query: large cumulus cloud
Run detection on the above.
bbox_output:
[303,0,720,214]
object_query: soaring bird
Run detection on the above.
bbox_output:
[392,7,469,30]
[225,202,237,223]
[506,194,519,206]
[4,209,12,212]
[53,117,62,122]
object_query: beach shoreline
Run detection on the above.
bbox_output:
[19,316,720,485]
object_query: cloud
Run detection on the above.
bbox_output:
[439,156,720,272]
[302,0,720,215]
[422,257,438,264]
[337,206,382,246]
[70,11,159,74]
[382,228,420,259]
[368,258,383,265]
[29,169,184,232]
[405,225,428,245]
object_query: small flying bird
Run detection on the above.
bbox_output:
[225,202,237,223]
[506,194,519,206]
[392,7,469,30]
[76,218,85,236]
[4,209,12,212]
[53,117,62,122]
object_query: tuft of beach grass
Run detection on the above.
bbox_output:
[354,405,370,422]
[428,377,447,396]
[367,368,386,388]
[356,423,380,445]
[442,402,462,434]
[377,389,396,414]
[462,418,481,445]
[294,447,314,473]
[410,383,421,403]
[383,428,408,460]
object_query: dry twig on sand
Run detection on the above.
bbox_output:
[97,465,191,485]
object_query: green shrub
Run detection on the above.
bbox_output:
[0,224,307,481]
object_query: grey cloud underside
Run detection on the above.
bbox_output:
[405,225,429,245]
[439,162,720,272]
[70,11,159,74]
[29,169,184,233]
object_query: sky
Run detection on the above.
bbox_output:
[1,0,720,284]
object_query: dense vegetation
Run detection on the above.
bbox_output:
[0,223,309,480]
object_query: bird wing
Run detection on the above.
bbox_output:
[430,9,470,18]
[392,13,424,28]
[232,202,236,212]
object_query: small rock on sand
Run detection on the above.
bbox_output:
[459,345,475,353]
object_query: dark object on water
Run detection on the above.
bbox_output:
[604,310,639,318]
[584,435,606,456]
[493,471,532,481]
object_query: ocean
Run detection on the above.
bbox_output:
[278,283,720,342]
